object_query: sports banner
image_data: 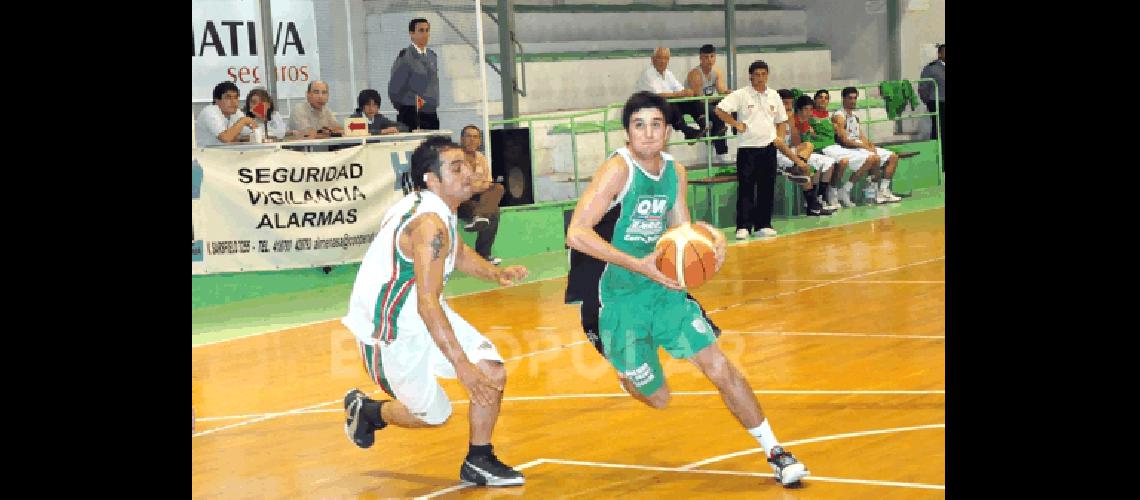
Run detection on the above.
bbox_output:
[192,141,421,274]
[192,0,321,102]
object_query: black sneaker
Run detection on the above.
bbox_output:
[344,389,377,449]
[460,452,526,486]
[804,198,834,217]
[680,126,703,141]
[465,217,490,232]
[766,446,810,486]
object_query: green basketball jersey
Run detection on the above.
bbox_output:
[566,147,680,301]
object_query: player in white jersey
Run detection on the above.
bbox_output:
[822,86,902,205]
[341,136,529,487]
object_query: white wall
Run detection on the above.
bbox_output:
[771,0,891,83]
[900,0,945,82]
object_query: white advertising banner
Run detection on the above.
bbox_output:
[192,0,321,102]
[192,142,422,274]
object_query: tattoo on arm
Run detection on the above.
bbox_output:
[431,230,444,260]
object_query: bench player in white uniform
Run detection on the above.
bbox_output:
[341,136,529,487]
[821,86,902,205]
[775,89,836,216]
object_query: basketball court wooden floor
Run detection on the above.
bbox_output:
[193,208,945,498]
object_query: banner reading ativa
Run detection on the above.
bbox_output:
[192,0,320,102]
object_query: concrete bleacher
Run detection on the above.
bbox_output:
[358,1,931,203]
[480,3,807,54]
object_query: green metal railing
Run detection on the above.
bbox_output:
[796,78,943,183]
[488,108,606,199]
[488,77,942,207]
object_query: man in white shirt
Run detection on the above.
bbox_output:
[714,60,811,240]
[195,81,259,147]
[635,47,703,141]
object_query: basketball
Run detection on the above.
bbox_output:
[655,223,719,288]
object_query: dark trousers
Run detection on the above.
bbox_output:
[735,145,777,232]
[673,100,728,155]
[396,105,440,131]
[457,184,504,259]
[924,100,946,170]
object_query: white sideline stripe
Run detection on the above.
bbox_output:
[723,330,945,340]
[198,391,944,423]
[710,279,944,284]
[539,458,944,491]
[193,340,593,437]
[505,340,591,362]
[194,214,946,349]
[193,273,568,348]
[706,256,945,314]
[414,459,548,499]
[680,423,946,470]
[416,424,946,497]
[192,398,347,438]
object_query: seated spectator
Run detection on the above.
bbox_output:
[456,125,504,265]
[241,88,289,139]
[350,89,407,135]
[792,95,847,211]
[826,87,902,205]
[195,81,259,147]
[290,80,343,138]
[775,89,834,217]
[685,44,732,162]
[635,47,703,141]
[811,89,831,119]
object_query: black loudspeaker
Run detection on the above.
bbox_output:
[490,127,534,206]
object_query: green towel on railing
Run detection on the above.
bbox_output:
[801,116,837,150]
[878,80,921,120]
[791,88,806,101]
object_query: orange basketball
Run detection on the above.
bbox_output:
[655,223,719,288]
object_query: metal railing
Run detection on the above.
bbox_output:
[487,78,942,204]
[488,108,607,199]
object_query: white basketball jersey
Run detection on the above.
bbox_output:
[342,190,458,344]
[833,109,862,142]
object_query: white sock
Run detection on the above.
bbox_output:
[828,187,838,201]
[879,178,891,191]
[748,419,781,457]
[842,181,854,192]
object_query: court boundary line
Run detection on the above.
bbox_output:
[193,207,945,348]
[709,279,944,284]
[192,274,567,348]
[706,256,945,315]
[194,390,944,424]
[194,325,943,432]
[680,423,946,469]
[415,423,946,498]
[723,330,945,340]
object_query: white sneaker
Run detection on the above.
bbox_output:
[838,189,856,208]
[716,153,735,164]
[754,227,777,238]
[879,187,902,203]
[818,195,840,211]
[735,228,749,240]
